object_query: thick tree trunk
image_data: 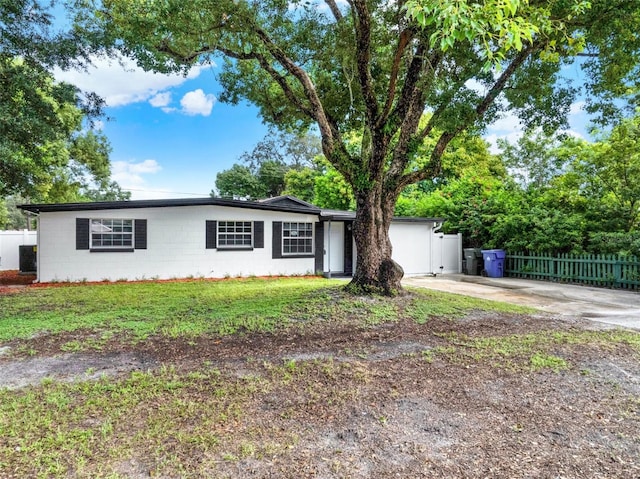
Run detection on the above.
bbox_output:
[347,187,404,295]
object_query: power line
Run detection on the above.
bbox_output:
[123,188,211,197]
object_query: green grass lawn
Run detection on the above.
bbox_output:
[0,278,325,342]
[0,277,532,343]
[2,278,639,478]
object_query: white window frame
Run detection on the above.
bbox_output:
[282,222,313,255]
[90,219,134,249]
[217,220,253,249]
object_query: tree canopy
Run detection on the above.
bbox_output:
[409,112,640,256]
[1,0,126,204]
[213,130,322,200]
[75,0,640,293]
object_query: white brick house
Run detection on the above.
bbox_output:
[19,196,461,283]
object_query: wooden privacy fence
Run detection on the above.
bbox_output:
[505,252,640,290]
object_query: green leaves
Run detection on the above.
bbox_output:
[404,0,597,72]
[0,1,126,202]
[404,0,541,69]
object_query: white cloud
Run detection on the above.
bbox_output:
[569,101,585,116]
[149,92,172,108]
[111,159,162,189]
[180,89,216,116]
[464,79,488,95]
[128,159,162,174]
[484,111,525,153]
[54,55,211,107]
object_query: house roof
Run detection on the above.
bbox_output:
[18,196,444,223]
[319,209,443,223]
[257,195,318,209]
[18,197,321,215]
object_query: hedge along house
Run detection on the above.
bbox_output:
[19,196,461,283]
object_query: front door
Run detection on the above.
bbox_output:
[323,221,345,274]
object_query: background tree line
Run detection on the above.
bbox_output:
[219,111,640,258]
[416,113,640,257]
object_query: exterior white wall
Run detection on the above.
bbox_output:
[37,206,318,282]
[389,223,462,276]
[389,222,433,275]
[431,232,463,274]
[0,230,37,270]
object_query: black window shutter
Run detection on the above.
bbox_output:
[254,221,264,248]
[206,220,217,249]
[272,221,282,258]
[314,222,324,273]
[76,218,90,250]
[134,219,147,249]
[314,221,324,273]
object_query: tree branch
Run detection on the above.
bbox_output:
[383,45,439,185]
[376,28,415,129]
[256,59,317,120]
[390,45,440,131]
[416,102,447,142]
[251,26,338,156]
[351,0,379,126]
[173,42,315,120]
[397,44,538,190]
[475,44,536,119]
[324,0,343,21]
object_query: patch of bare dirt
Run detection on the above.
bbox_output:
[1,309,639,478]
[0,352,157,389]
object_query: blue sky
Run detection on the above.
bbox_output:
[54,56,593,200]
[55,58,270,199]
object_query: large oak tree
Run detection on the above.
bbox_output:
[77,0,639,293]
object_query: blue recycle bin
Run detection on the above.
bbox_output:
[481,249,506,278]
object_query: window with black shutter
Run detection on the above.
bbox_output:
[76,218,146,252]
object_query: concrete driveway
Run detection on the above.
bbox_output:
[403,274,640,330]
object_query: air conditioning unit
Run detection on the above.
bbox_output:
[19,245,37,274]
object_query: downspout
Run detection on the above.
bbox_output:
[432,221,444,276]
[327,220,332,279]
[30,212,41,283]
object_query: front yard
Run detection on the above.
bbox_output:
[0,277,639,478]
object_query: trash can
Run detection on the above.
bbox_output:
[481,249,505,278]
[463,248,483,275]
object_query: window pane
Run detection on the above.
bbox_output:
[91,219,133,248]
[282,222,313,254]
[217,221,253,248]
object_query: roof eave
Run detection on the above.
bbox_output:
[18,197,321,215]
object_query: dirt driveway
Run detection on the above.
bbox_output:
[404,274,640,330]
